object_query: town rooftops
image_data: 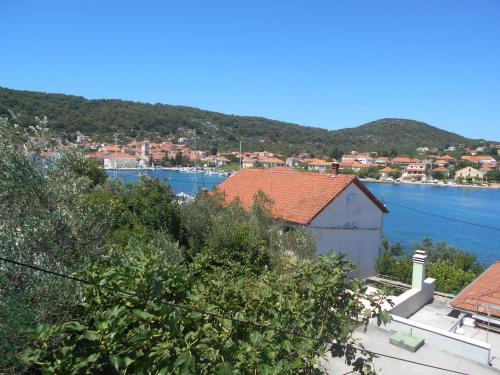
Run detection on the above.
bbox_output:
[215,169,388,225]
[451,262,500,319]
[392,157,413,164]
[104,152,136,159]
[379,166,395,173]
[258,156,285,164]
[306,158,333,167]
[440,154,456,161]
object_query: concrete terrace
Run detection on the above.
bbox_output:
[323,324,500,375]
[409,297,500,371]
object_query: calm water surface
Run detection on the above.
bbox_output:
[109,170,500,266]
[365,182,500,266]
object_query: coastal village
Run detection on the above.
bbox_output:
[46,133,500,372]
[39,131,500,186]
[3,1,500,373]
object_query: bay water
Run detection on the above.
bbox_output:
[109,170,500,266]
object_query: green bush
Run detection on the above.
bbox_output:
[376,238,484,294]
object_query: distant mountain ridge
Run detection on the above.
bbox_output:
[0,87,489,155]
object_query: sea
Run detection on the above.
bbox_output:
[109,170,500,266]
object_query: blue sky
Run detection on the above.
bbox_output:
[1,1,499,139]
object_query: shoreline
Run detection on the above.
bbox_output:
[359,178,500,189]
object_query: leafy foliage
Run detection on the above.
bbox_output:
[22,246,387,374]
[376,238,484,294]
[0,114,114,372]
[1,114,389,374]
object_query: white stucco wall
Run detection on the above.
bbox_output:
[307,183,384,278]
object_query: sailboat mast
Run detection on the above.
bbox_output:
[194,128,197,193]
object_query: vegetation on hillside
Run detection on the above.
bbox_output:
[0,87,488,155]
[0,114,389,374]
[376,238,484,294]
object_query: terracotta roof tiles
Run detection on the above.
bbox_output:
[215,169,387,225]
[451,262,500,318]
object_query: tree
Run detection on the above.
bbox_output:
[0,114,114,372]
[376,238,484,294]
[17,188,389,374]
[22,248,388,374]
[486,170,500,182]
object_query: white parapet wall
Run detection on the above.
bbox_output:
[390,278,436,318]
[383,315,491,365]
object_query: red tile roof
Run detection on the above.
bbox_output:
[392,157,412,164]
[451,262,500,318]
[307,158,333,167]
[104,152,136,159]
[379,167,395,173]
[258,156,285,164]
[215,169,387,225]
[441,154,456,161]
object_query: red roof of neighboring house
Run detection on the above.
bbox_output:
[215,169,387,225]
[340,160,355,167]
[86,152,107,159]
[461,155,495,163]
[105,152,136,159]
[104,145,122,152]
[392,157,412,164]
[216,156,231,162]
[441,155,456,161]
[307,158,333,167]
[379,167,395,173]
[151,152,166,161]
[258,156,285,164]
[451,262,500,318]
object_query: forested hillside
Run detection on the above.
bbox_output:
[0,87,485,155]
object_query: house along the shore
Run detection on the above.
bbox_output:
[215,168,388,278]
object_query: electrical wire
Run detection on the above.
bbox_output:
[0,255,471,375]
[383,200,500,231]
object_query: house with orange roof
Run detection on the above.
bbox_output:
[431,166,450,178]
[103,152,138,169]
[374,157,390,166]
[102,144,122,153]
[451,262,500,320]
[440,154,456,162]
[379,166,396,178]
[391,157,412,166]
[215,156,231,167]
[150,152,166,162]
[216,169,388,277]
[306,158,333,172]
[405,162,428,180]
[257,156,285,168]
[242,157,257,169]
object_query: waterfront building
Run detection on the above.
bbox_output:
[455,166,485,182]
[216,169,388,277]
[379,166,396,178]
[405,162,428,180]
[103,152,138,169]
[257,156,285,168]
[431,166,450,178]
[306,158,334,172]
[242,157,257,169]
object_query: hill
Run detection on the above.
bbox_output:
[0,87,486,155]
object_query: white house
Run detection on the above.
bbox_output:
[103,153,138,169]
[216,169,388,277]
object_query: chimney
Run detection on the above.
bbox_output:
[412,250,428,290]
